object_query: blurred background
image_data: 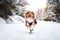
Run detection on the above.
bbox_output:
[0,0,60,23]
[0,0,60,40]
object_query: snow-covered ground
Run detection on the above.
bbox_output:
[0,20,60,40]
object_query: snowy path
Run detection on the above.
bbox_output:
[0,21,60,40]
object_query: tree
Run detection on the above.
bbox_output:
[53,0,60,23]
[0,0,15,20]
[12,0,29,18]
[44,0,58,22]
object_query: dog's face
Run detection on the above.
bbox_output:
[26,11,34,19]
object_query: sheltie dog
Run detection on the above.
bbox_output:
[25,11,37,33]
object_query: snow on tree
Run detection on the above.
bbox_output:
[36,0,60,23]
[43,0,59,22]
[11,0,29,18]
[36,9,42,20]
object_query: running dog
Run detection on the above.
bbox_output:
[25,11,37,33]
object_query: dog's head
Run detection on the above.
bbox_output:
[26,11,35,19]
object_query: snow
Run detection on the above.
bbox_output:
[6,15,25,24]
[0,17,6,24]
[0,15,24,24]
[0,20,60,40]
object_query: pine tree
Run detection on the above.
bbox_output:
[12,0,29,18]
[53,0,60,22]
[44,0,57,22]
[36,9,42,20]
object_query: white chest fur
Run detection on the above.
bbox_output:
[26,18,34,23]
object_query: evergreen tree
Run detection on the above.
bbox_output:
[44,0,60,22]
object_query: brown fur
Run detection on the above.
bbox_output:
[25,11,37,33]
[26,11,34,18]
